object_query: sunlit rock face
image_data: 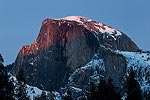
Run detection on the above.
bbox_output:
[12,16,139,90]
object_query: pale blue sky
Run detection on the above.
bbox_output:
[0,0,150,65]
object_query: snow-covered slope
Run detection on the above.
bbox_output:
[9,75,61,100]
[116,51,150,68]
[116,51,150,92]
[66,50,150,96]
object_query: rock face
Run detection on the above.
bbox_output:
[67,47,127,89]
[12,16,139,90]
[103,50,127,87]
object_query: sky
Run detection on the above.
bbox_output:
[0,0,150,65]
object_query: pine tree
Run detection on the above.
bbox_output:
[16,68,26,84]
[125,70,143,100]
[107,77,121,100]
[63,89,73,100]
[88,81,96,100]
[78,92,87,100]
[96,77,121,100]
[39,91,47,100]
[0,63,6,99]
[49,85,54,92]
[0,54,15,100]
[0,53,4,66]
[48,85,54,100]
[47,91,54,100]
[16,68,29,100]
[6,77,15,100]
[143,91,150,100]
[96,79,108,100]
[17,83,29,100]
[38,85,55,100]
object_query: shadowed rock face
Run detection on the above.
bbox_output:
[103,50,127,87]
[12,16,139,90]
[65,47,127,89]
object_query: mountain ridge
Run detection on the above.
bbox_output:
[12,16,139,91]
[19,16,139,56]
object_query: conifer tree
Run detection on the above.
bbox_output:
[6,77,15,100]
[48,85,55,100]
[63,89,73,100]
[107,77,121,100]
[16,68,29,100]
[0,60,5,99]
[0,53,4,66]
[143,91,150,100]
[0,53,15,100]
[88,81,96,100]
[96,77,121,100]
[79,92,87,100]
[47,91,55,100]
[96,79,108,100]
[16,68,26,84]
[17,83,29,100]
[125,70,143,100]
[39,91,47,100]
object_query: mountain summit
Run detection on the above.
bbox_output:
[19,16,138,56]
[12,16,139,90]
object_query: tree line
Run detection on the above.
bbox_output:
[0,53,54,100]
[63,70,146,100]
[0,53,150,100]
[87,70,143,100]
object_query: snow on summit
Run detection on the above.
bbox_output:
[63,16,89,22]
[43,16,122,40]
[63,16,122,39]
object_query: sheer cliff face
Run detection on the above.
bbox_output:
[12,16,139,90]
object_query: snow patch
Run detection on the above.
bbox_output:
[26,85,42,100]
[64,16,82,20]
[71,87,82,93]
